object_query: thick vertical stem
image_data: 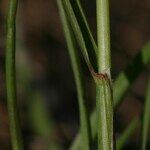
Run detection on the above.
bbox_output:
[96,0,114,149]
[95,75,113,150]
[6,0,23,149]
[97,0,111,73]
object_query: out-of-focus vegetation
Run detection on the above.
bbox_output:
[1,0,150,149]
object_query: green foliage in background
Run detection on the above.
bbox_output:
[5,0,150,149]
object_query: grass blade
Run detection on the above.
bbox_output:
[141,77,150,150]
[6,0,24,149]
[74,0,97,53]
[70,0,98,65]
[57,1,91,149]
[62,0,97,71]
[70,42,150,149]
[116,117,139,150]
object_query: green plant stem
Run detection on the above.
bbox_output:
[57,1,91,149]
[70,42,150,149]
[62,0,97,70]
[75,0,97,54]
[97,0,111,72]
[96,0,114,149]
[141,76,150,150]
[95,76,113,150]
[6,0,23,149]
[70,0,98,70]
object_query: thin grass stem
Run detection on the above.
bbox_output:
[6,0,24,149]
[62,0,97,70]
[57,1,91,149]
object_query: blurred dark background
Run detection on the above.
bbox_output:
[0,0,150,149]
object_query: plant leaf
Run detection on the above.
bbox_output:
[71,0,98,66]
[62,0,98,71]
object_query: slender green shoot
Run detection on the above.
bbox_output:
[141,77,150,150]
[75,0,97,54]
[57,1,91,149]
[62,0,97,70]
[6,0,24,149]
[70,0,98,63]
